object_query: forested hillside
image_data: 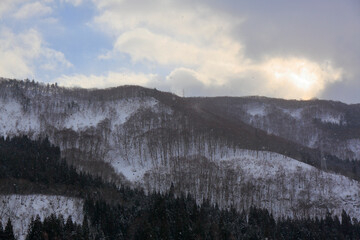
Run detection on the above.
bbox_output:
[188,96,360,161]
[0,137,360,240]
[0,78,360,231]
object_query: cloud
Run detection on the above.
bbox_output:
[112,26,248,87]
[55,68,207,96]
[13,1,52,19]
[40,48,73,70]
[55,55,342,100]
[163,68,206,96]
[88,0,345,100]
[113,28,204,66]
[92,0,247,86]
[61,0,83,7]
[55,71,155,89]
[0,0,25,18]
[92,0,241,39]
[156,58,343,99]
[0,28,72,79]
[258,57,342,99]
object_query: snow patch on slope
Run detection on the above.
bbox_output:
[0,100,40,137]
[0,195,83,240]
[113,161,151,182]
[347,139,360,160]
[111,98,158,127]
[282,108,303,119]
[64,109,107,131]
[63,98,158,131]
[219,149,312,178]
[246,104,266,116]
[106,146,153,183]
[318,114,342,124]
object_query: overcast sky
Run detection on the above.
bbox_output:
[0,0,359,103]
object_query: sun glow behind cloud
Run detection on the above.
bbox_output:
[260,58,342,99]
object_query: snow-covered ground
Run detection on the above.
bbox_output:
[246,104,267,116]
[140,148,360,219]
[220,149,313,178]
[282,108,303,119]
[105,139,360,220]
[347,139,360,160]
[111,160,152,182]
[0,101,40,137]
[0,195,83,240]
[318,114,343,125]
[221,150,360,219]
[63,98,158,131]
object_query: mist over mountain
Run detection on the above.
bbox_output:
[0,78,360,239]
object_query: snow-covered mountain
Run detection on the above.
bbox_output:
[0,78,359,222]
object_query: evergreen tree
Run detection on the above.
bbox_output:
[4,218,15,240]
[0,220,4,240]
[26,215,43,240]
[64,216,75,239]
[81,215,90,240]
[341,209,352,238]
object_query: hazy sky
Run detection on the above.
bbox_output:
[0,0,359,103]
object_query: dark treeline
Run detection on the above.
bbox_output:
[0,135,105,196]
[25,214,85,240]
[3,193,360,240]
[82,192,360,240]
[1,136,360,239]
[1,190,359,239]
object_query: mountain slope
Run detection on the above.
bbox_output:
[1,136,359,240]
[187,96,360,161]
[0,78,359,220]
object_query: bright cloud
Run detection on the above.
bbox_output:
[259,57,343,99]
[13,1,52,19]
[0,28,72,79]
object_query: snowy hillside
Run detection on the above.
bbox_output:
[0,195,83,240]
[191,97,360,161]
[0,79,359,221]
[141,149,360,220]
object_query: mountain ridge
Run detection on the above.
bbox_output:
[0,78,359,222]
